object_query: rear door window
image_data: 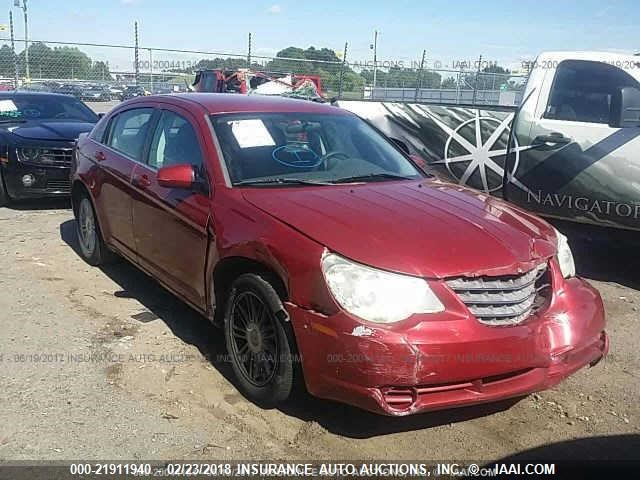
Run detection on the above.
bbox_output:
[107,108,154,161]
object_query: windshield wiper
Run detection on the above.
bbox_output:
[233,178,334,186]
[0,119,27,124]
[332,172,414,184]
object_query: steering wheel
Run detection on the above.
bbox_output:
[321,151,350,170]
[272,145,323,169]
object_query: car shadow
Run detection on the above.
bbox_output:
[550,219,640,290]
[59,218,526,438]
[486,434,639,467]
[5,198,71,211]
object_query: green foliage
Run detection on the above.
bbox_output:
[88,61,112,81]
[4,42,113,80]
[461,64,521,91]
[441,77,457,89]
[359,67,442,88]
[0,45,15,77]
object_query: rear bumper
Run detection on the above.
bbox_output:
[288,276,607,416]
[2,163,71,199]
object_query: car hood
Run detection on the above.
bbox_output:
[242,179,557,278]
[6,121,95,141]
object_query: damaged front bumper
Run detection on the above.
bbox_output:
[288,275,607,416]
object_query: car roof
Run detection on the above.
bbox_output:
[537,51,640,64]
[126,93,350,115]
[0,91,77,99]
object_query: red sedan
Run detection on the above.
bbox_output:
[71,94,607,416]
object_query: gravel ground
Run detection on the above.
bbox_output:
[0,201,638,463]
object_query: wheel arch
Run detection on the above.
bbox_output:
[71,179,110,244]
[211,256,289,325]
[71,180,91,215]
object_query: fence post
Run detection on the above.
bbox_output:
[472,54,482,105]
[338,41,348,99]
[247,32,252,68]
[414,49,426,102]
[149,49,153,93]
[134,21,140,86]
[9,11,18,88]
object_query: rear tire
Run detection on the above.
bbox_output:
[224,273,296,406]
[74,193,113,266]
[0,172,9,207]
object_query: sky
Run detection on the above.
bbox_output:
[1,0,638,72]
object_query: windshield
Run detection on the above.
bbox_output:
[0,95,98,122]
[211,112,424,185]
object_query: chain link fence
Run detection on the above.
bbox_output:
[0,35,528,106]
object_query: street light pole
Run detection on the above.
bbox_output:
[14,0,28,79]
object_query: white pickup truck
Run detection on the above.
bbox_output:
[338,51,640,237]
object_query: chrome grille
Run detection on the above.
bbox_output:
[17,147,74,167]
[447,264,550,326]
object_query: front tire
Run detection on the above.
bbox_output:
[75,193,111,266]
[224,274,295,406]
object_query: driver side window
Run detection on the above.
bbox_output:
[545,60,640,124]
[148,111,204,170]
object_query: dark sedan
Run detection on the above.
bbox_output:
[81,85,112,102]
[120,85,149,100]
[0,92,98,206]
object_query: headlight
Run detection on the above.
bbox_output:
[321,253,444,323]
[17,147,43,163]
[554,228,575,278]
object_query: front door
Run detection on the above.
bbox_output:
[130,107,210,309]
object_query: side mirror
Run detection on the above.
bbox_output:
[157,164,196,189]
[390,137,410,155]
[610,86,640,128]
[97,112,105,119]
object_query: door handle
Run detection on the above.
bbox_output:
[533,132,572,146]
[94,151,106,162]
[132,173,152,188]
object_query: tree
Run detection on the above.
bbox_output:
[51,47,91,79]
[12,41,111,80]
[89,61,112,81]
[463,64,515,91]
[441,77,457,89]
[0,45,15,78]
[360,66,442,89]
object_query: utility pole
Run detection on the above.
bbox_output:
[338,41,348,99]
[472,54,482,105]
[134,21,139,86]
[149,49,153,93]
[414,49,426,101]
[9,10,18,88]
[247,32,252,68]
[14,0,29,79]
[371,29,378,88]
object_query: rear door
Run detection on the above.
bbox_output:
[508,58,640,231]
[130,106,210,309]
[93,107,155,258]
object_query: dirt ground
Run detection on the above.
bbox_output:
[0,201,638,463]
